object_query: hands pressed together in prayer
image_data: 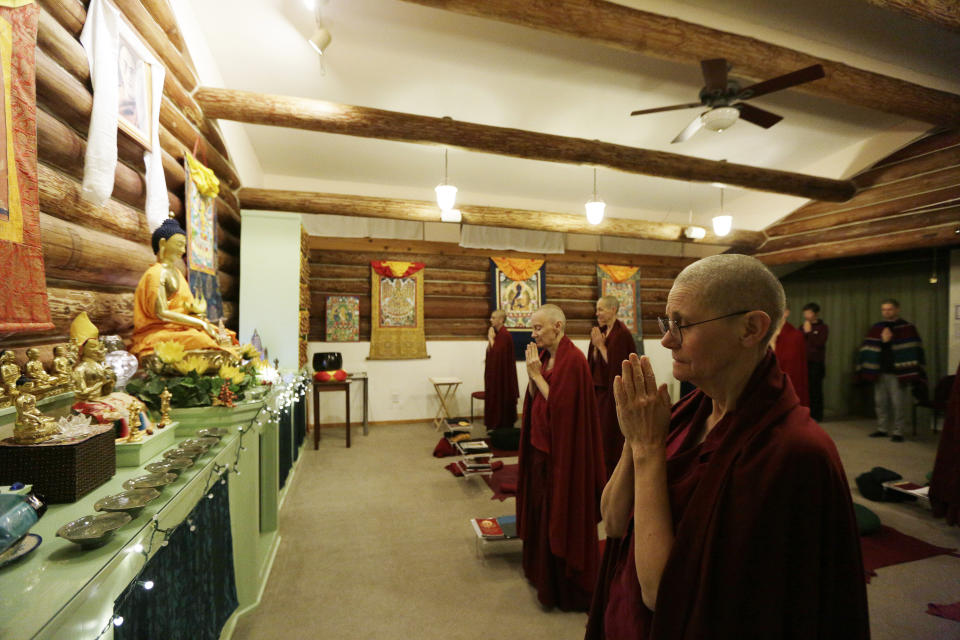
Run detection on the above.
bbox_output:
[590,326,605,350]
[488,326,496,341]
[802,320,812,333]
[613,354,672,456]
[881,327,893,343]
[525,342,542,379]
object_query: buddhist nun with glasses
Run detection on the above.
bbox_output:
[585,254,869,640]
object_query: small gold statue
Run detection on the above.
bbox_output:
[70,314,117,402]
[22,348,56,399]
[0,350,21,408]
[157,386,172,429]
[126,406,143,443]
[52,345,73,387]
[13,393,60,444]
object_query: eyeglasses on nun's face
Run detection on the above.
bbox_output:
[657,310,750,346]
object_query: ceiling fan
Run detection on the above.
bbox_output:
[630,58,825,143]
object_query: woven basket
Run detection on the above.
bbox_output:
[0,428,116,503]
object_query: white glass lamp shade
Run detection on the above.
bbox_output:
[683,225,706,239]
[702,107,740,132]
[440,208,462,223]
[435,184,458,211]
[308,27,332,55]
[712,215,733,237]
[585,200,606,225]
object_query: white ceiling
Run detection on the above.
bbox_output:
[182,0,960,232]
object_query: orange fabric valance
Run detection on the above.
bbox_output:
[491,257,544,282]
[598,264,640,283]
[371,260,425,278]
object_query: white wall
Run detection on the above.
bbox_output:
[949,249,960,377]
[309,338,677,426]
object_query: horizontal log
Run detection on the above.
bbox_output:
[853,144,960,189]
[310,249,491,271]
[40,212,154,288]
[219,271,238,301]
[875,129,960,168]
[218,250,240,276]
[37,108,184,216]
[758,205,960,254]
[398,0,960,126]
[46,287,135,337]
[218,225,240,255]
[204,89,856,202]
[767,183,960,237]
[307,236,696,270]
[863,0,960,32]
[757,224,960,265]
[39,162,151,244]
[112,0,198,92]
[159,95,241,190]
[244,189,763,247]
[37,0,83,36]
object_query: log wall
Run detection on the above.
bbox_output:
[0,0,242,369]
[308,237,692,342]
[755,127,960,264]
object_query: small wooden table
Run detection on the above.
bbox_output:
[312,380,350,448]
[429,376,462,430]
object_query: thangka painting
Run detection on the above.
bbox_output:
[0,3,52,332]
[325,296,359,342]
[369,261,427,359]
[491,258,546,361]
[184,152,223,321]
[597,264,644,354]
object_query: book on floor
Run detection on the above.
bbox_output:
[496,515,517,538]
[457,440,491,454]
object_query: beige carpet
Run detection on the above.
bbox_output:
[231,418,960,640]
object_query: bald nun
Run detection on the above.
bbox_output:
[588,295,639,479]
[517,304,605,611]
[484,309,519,430]
[587,254,868,640]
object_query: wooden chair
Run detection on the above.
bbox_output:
[912,375,955,435]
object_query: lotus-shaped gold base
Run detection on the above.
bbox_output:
[141,349,240,377]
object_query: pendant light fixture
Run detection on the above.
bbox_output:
[435,148,458,212]
[684,205,706,239]
[585,168,605,225]
[712,185,732,237]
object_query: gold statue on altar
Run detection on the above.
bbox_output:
[22,348,57,398]
[70,313,117,402]
[0,350,20,408]
[130,217,238,373]
[13,393,60,445]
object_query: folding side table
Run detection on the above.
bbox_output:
[428,376,462,430]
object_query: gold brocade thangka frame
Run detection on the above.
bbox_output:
[368,261,427,360]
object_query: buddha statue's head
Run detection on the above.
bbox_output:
[82,339,106,362]
[0,350,14,365]
[54,346,67,358]
[152,218,188,262]
[15,393,37,414]
[26,348,40,361]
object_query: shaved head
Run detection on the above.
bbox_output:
[673,254,784,343]
[491,309,506,322]
[534,304,566,331]
[598,295,620,312]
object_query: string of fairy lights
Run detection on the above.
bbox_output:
[94,372,310,638]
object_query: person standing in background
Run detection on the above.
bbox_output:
[857,299,926,442]
[802,303,828,422]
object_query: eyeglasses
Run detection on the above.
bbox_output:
[657,310,750,346]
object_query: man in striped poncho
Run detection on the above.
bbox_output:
[856,299,926,442]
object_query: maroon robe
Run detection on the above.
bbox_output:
[484,326,519,430]
[588,319,638,479]
[518,335,605,611]
[930,362,960,525]
[775,321,810,407]
[586,350,869,640]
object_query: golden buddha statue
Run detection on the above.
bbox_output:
[52,345,73,385]
[14,393,60,444]
[130,218,236,360]
[70,314,117,402]
[0,350,20,407]
[23,348,56,398]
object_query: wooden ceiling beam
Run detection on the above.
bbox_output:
[239,187,766,249]
[200,88,854,202]
[861,0,960,32]
[398,0,960,126]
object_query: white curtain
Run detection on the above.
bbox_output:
[460,224,565,254]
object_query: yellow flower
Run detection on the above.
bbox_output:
[253,359,270,371]
[239,343,259,360]
[218,365,245,385]
[175,356,209,375]
[154,341,186,364]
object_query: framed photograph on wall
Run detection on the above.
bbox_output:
[116,26,153,150]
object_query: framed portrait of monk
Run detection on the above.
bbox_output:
[116,27,153,150]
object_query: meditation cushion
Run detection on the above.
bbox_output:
[853,503,882,536]
[313,369,347,382]
[489,428,521,452]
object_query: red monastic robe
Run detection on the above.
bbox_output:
[775,320,810,407]
[518,335,605,611]
[587,319,638,479]
[586,350,869,640]
[484,326,519,430]
[930,362,960,525]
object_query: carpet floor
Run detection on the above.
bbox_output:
[231,417,960,640]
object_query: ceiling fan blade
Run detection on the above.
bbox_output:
[737,64,825,100]
[671,113,705,144]
[630,102,703,116]
[734,102,784,128]
[700,58,729,93]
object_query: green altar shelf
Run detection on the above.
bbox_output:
[0,385,309,640]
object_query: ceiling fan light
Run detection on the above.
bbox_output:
[712,215,733,237]
[702,107,740,132]
[684,225,706,239]
[585,200,605,225]
[435,184,457,211]
[308,26,332,55]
